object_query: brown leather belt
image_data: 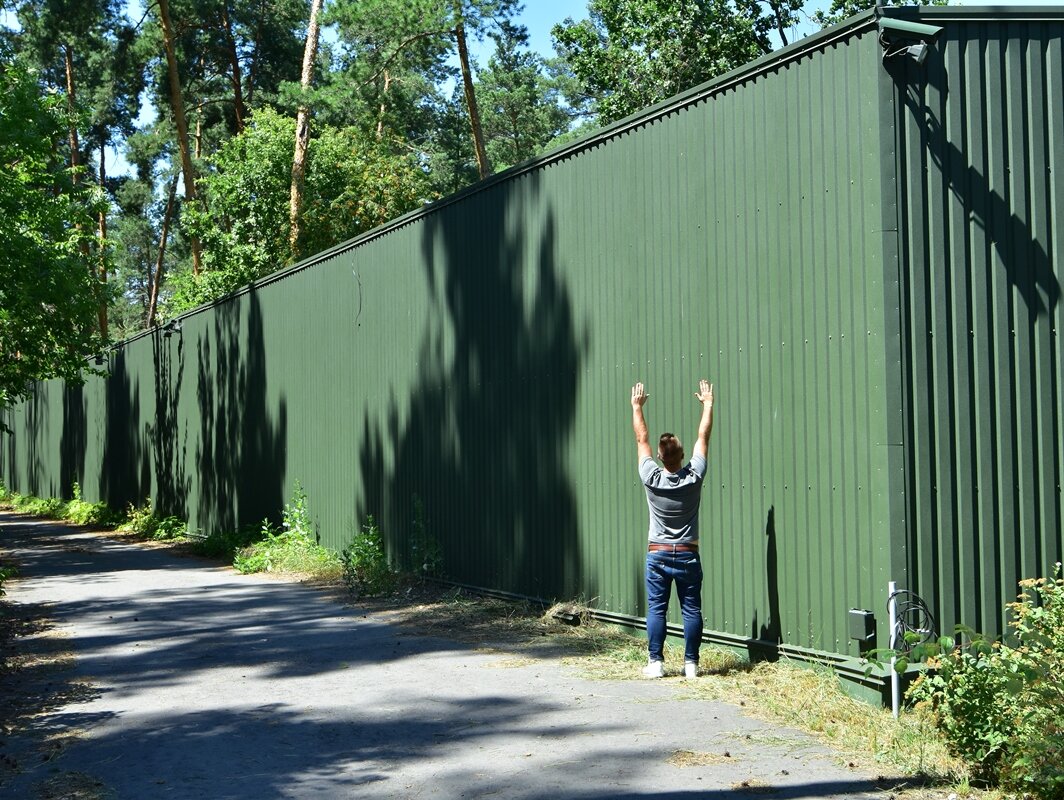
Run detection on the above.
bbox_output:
[648,543,698,553]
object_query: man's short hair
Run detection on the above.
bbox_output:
[658,433,683,467]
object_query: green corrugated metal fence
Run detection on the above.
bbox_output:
[3,7,1062,672]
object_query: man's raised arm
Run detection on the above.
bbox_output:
[692,379,715,460]
[631,382,652,462]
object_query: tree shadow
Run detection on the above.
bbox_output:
[99,350,146,511]
[907,64,1061,318]
[195,293,288,534]
[59,384,86,494]
[150,330,190,520]
[21,388,46,496]
[356,174,589,601]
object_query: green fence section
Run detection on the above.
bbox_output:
[6,8,1061,662]
[889,7,1064,638]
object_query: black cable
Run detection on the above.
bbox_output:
[887,589,937,652]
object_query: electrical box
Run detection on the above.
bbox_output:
[848,608,876,642]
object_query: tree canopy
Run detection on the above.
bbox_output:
[0,0,949,408]
[0,52,104,408]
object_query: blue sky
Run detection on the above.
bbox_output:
[5,0,1060,177]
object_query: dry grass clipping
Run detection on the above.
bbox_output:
[667,749,736,767]
[681,658,965,783]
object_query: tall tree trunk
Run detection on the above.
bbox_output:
[97,140,108,339]
[63,45,82,185]
[289,0,323,261]
[158,0,203,276]
[247,0,266,106]
[375,69,391,140]
[64,43,104,333]
[454,14,490,180]
[221,2,247,133]
[147,177,179,329]
[769,1,789,47]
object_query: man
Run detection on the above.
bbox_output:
[630,379,715,678]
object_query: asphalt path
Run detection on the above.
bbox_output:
[0,512,902,799]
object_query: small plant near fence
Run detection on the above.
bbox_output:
[64,483,122,526]
[0,564,17,596]
[342,515,396,598]
[233,482,341,577]
[116,498,186,540]
[896,563,1064,798]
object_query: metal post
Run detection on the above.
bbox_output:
[888,580,899,718]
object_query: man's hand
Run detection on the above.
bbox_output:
[631,382,649,409]
[631,382,652,461]
[694,379,714,408]
[693,379,715,459]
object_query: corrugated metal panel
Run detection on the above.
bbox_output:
[892,11,1064,639]
[1,23,895,655]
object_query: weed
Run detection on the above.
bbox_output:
[342,515,396,597]
[64,483,121,527]
[116,499,186,540]
[12,493,68,518]
[232,484,341,578]
[0,564,17,596]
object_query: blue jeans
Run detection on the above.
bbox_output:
[645,549,704,663]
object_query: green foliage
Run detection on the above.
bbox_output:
[342,515,396,597]
[116,498,186,540]
[814,0,950,29]
[477,31,573,171]
[0,564,16,597]
[169,108,432,313]
[1003,569,1064,796]
[64,482,121,526]
[232,483,341,576]
[905,566,1064,797]
[552,0,776,125]
[11,493,69,519]
[0,49,105,408]
[907,641,1019,781]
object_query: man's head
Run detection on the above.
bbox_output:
[658,433,684,471]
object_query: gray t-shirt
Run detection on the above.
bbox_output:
[639,453,707,544]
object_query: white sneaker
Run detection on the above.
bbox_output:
[684,661,699,679]
[642,660,664,679]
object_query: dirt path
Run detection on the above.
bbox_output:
[0,511,903,799]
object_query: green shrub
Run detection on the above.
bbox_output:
[0,564,17,596]
[908,643,1020,780]
[117,498,186,540]
[232,483,341,577]
[342,515,395,597]
[0,481,10,502]
[907,565,1064,798]
[1002,567,1064,797]
[13,493,68,518]
[64,484,120,526]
